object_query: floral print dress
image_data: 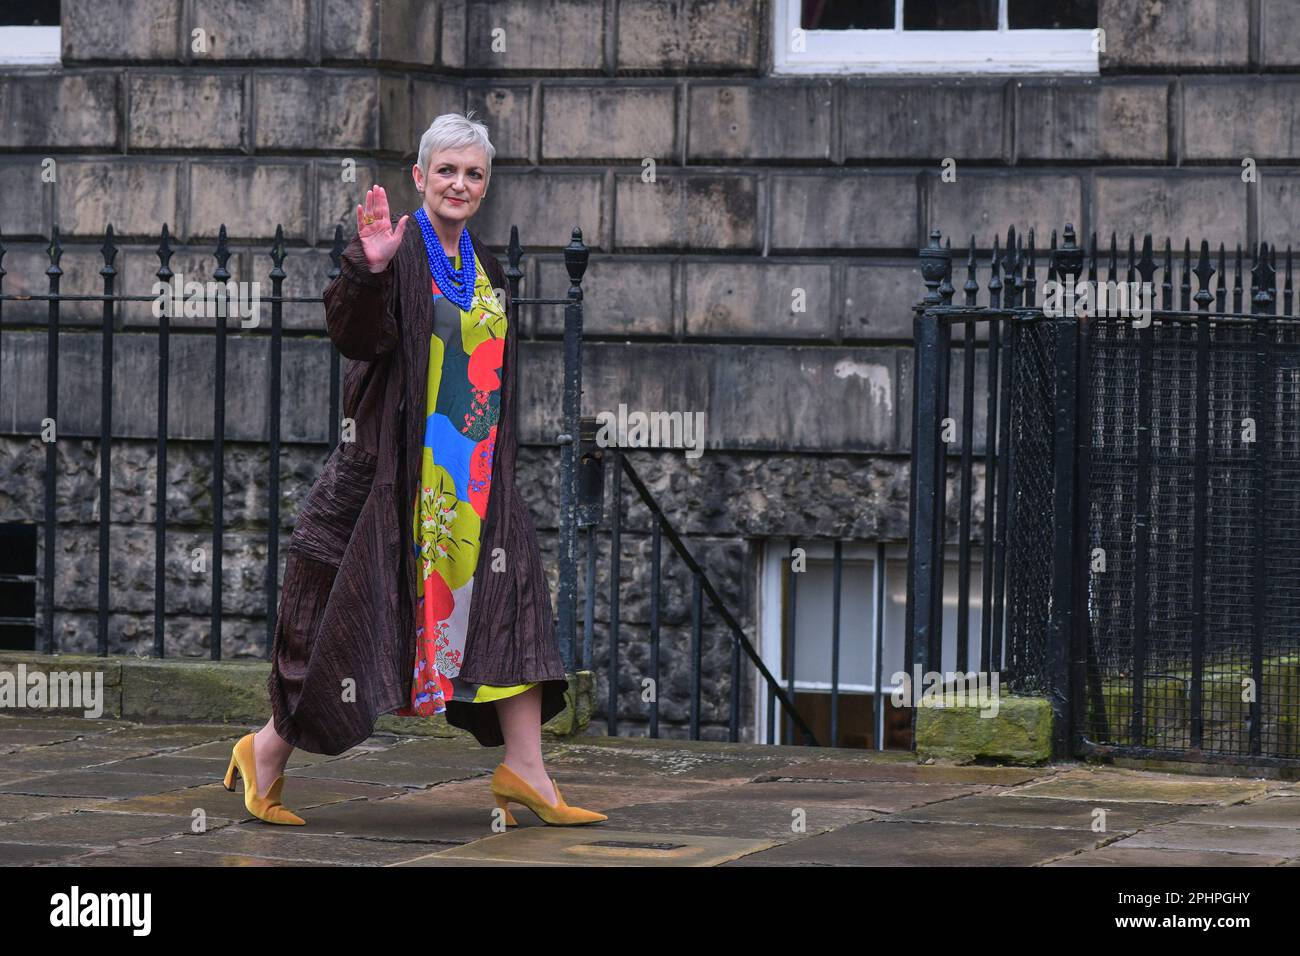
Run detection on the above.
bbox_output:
[392,248,535,718]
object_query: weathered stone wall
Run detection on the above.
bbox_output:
[0,0,1284,741]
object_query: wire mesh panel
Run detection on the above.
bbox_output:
[909,227,1300,766]
[1264,320,1300,759]
[1083,316,1139,743]
[1202,321,1259,756]
[1084,313,1300,760]
[1004,317,1056,694]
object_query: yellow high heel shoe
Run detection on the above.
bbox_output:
[490,763,608,826]
[222,732,305,825]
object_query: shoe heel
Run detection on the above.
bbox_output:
[493,794,518,827]
[223,754,238,791]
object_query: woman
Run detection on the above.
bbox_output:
[222,112,606,828]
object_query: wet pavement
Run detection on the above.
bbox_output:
[1,715,1298,867]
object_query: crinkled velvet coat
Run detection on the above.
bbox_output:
[266,219,568,755]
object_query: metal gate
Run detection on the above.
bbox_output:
[908,224,1300,768]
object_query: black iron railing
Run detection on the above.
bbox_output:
[570,437,819,745]
[0,222,592,667]
[910,223,1300,767]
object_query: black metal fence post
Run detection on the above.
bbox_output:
[43,228,62,654]
[556,227,588,675]
[266,227,286,653]
[98,227,118,656]
[1048,225,1083,758]
[909,306,947,684]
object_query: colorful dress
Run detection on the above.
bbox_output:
[392,245,535,718]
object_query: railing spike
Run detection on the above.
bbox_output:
[47,224,63,273]
[214,224,231,282]
[963,235,979,306]
[1161,237,1172,310]
[1286,244,1294,315]
[1233,243,1243,313]
[988,233,1002,308]
[1180,238,1191,311]
[1193,239,1214,309]
[101,224,118,275]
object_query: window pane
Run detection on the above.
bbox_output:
[802,0,894,30]
[884,557,989,675]
[788,558,877,687]
[904,0,998,30]
[0,1,60,26]
[1008,0,1097,29]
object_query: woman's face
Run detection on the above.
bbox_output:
[413,146,489,225]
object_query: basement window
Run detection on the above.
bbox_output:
[0,523,38,650]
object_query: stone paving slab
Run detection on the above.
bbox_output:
[163,824,453,865]
[69,725,245,748]
[175,738,353,767]
[575,735,920,764]
[675,779,989,812]
[385,774,706,819]
[102,777,409,820]
[270,786,504,844]
[0,770,216,798]
[0,728,88,747]
[0,808,227,849]
[391,855,574,866]
[80,754,236,777]
[0,793,107,823]
[541,742,797,782]
[1046,846,1290,867]
[893,795,1189,832]
[3,736,159,759]
[285,756,487,788]
[585,798,877,840]
[0,745,158,774]
[721,819,1103,866]
[1108,823,1300,856]
[51,842,312,867]
[1175,796,1300,828]
[412,827,776,866]
[0,842,97,866]
[757,760,1050,786]
[1003,768,1278,805]
[0,716,122,733]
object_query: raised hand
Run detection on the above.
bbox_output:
[356,185,409,274]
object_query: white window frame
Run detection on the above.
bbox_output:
[0,25,60,65]
[755,538,999,745]
[773,0,1099,75]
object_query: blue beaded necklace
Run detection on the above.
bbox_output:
[413,206,477,312]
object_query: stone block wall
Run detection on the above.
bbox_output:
[0,0,1289,741]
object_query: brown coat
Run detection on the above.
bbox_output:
[266,218,568,755]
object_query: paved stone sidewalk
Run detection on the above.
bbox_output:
[1,715,1297,866]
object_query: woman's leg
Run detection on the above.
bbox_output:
[252,717,295,799]
[495,685,557,804]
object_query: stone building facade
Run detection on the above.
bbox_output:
[0,0,1288,744]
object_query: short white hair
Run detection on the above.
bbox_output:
[416,111,494,186]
